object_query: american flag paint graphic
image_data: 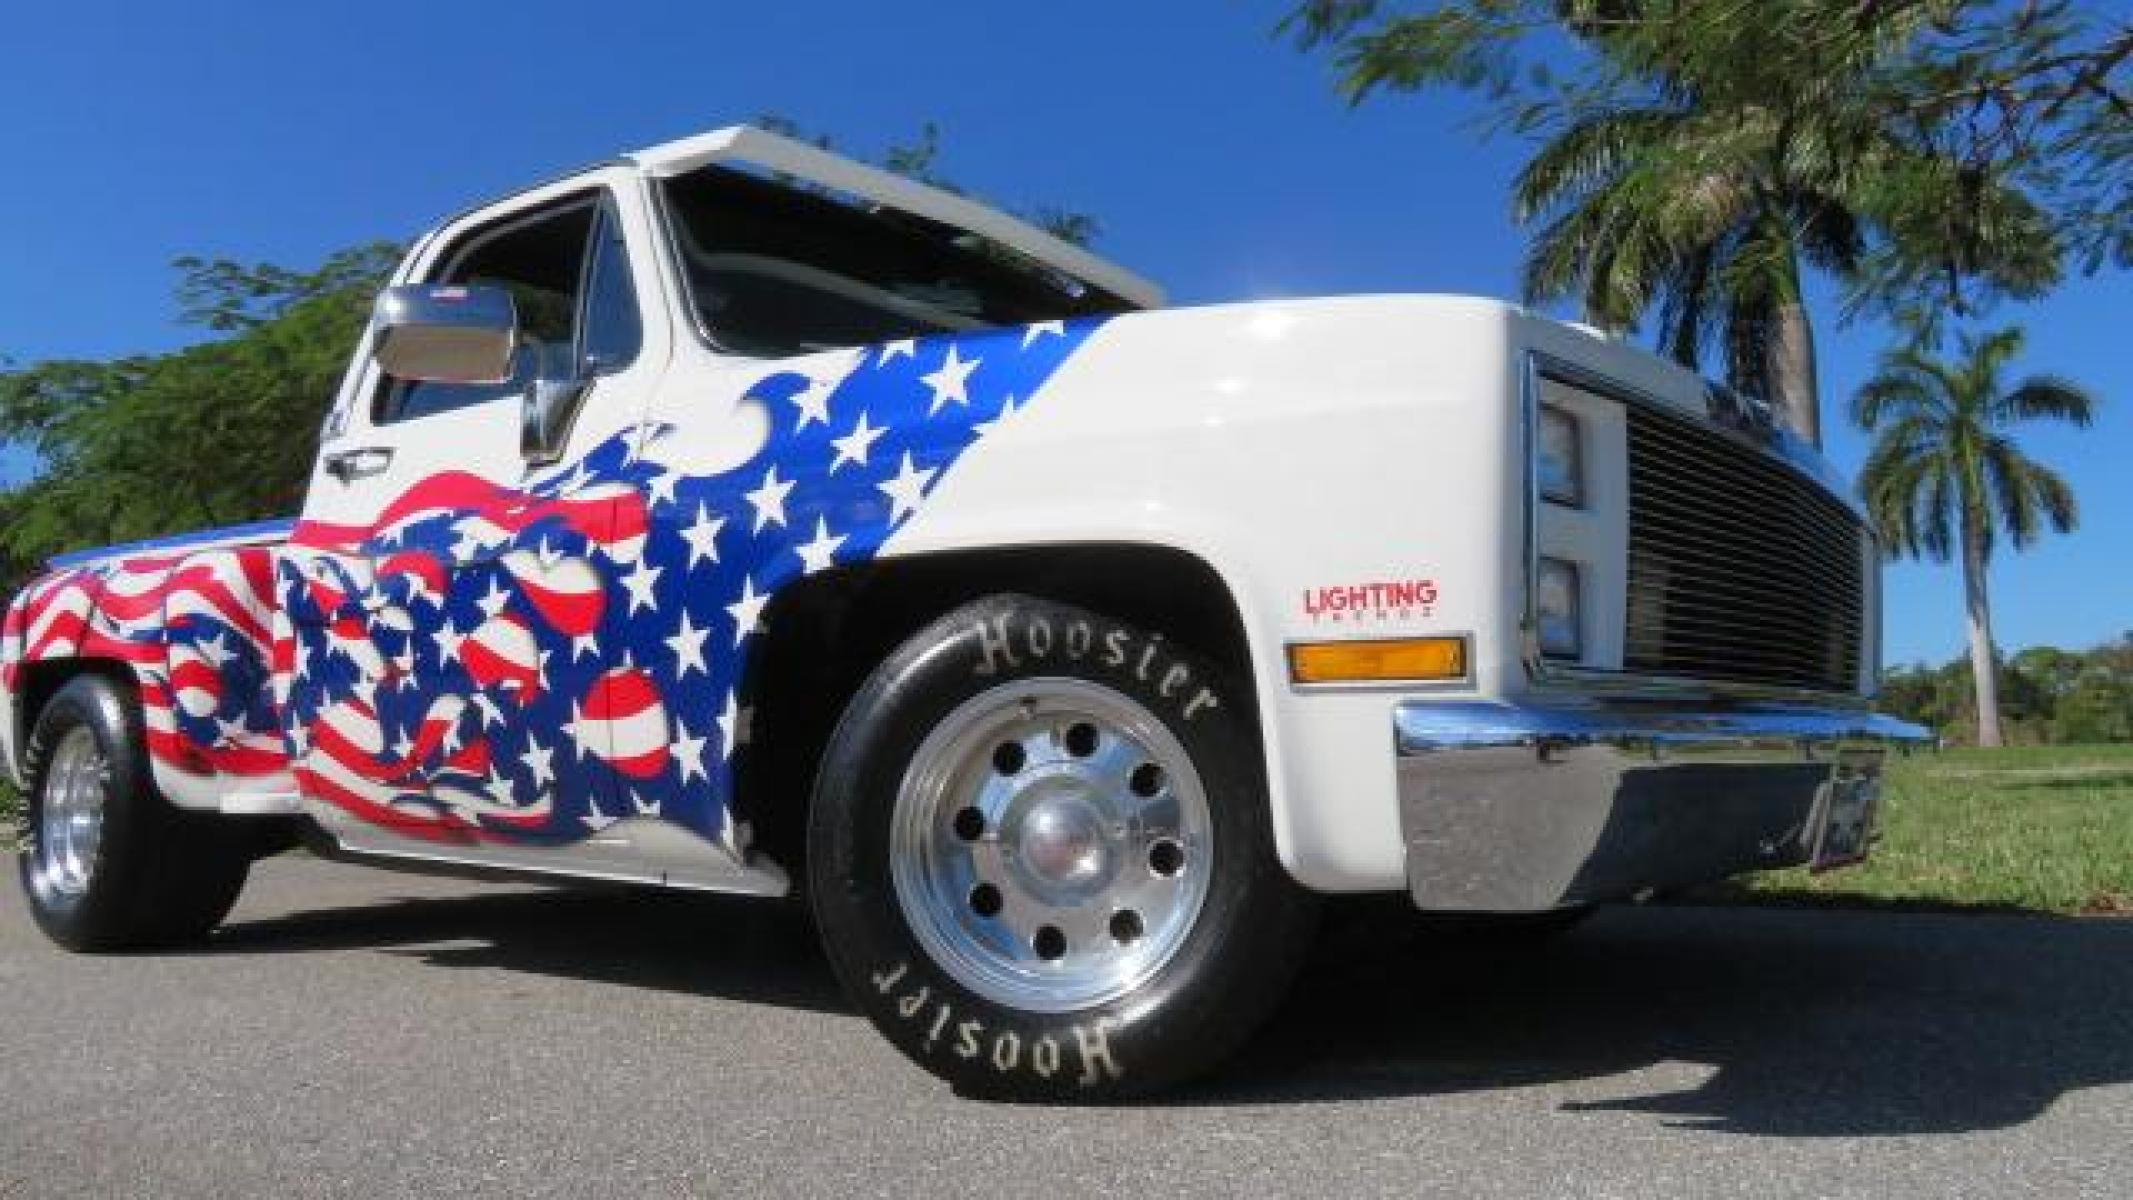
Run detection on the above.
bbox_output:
[2,544,286,781]
[1,317,1104,853]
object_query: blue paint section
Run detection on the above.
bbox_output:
[281,319,1105,846]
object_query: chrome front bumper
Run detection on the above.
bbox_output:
[1393,700,1932,911]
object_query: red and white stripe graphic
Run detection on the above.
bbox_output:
[579,666,670,780]
[500,550,605,638]
[462,610,542,698]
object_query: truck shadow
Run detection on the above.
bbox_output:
[1187,901,2133,1136]
[204,863,2133,1135]
[207,877,847,1014]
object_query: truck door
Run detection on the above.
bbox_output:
[287,178,664,867]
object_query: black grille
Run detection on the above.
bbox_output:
[1623,404,1865,693]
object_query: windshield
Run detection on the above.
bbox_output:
[658,164,1133,358]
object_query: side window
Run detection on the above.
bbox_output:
[579,207,642,374]
[375,194,641,424]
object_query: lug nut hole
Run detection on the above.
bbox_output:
[1063,722,1100,757]
[1033,925,1067,961]
[1129,762,1164,797]
[1148,838,1185,878]
[969,882,1003,917]
[991,742,1025,776]
[1109,909,1144,945]
[952,807,986,841]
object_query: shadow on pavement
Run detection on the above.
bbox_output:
[1187,900,2133,1136]
[208,882,846,1015]
[203,868,2133,1134]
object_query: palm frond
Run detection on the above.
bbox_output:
[1996,376,2099,428]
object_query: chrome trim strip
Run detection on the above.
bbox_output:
[1395,699,1930,756]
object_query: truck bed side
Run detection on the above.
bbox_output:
[2,524,296,810]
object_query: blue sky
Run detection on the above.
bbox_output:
[1,0,2125,665]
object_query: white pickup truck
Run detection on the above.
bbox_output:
[5,126,1926,1099]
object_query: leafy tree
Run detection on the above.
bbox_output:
[1852,326,2098,746]
[0,244,402,587]
[1283,0,2130,442]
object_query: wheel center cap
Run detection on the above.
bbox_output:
[1015,790,1110,891]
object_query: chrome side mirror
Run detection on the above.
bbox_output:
[371,284,518,384]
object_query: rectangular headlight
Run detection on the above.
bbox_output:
[1537,404,1584,507]
[1535,557,1582,659]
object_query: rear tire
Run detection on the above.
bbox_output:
[17,674,251,951]
[809,594,1317,1101]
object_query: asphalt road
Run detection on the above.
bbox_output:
[3,856,2130,1199]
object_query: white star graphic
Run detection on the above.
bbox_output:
[521,733,555,789]
[1021,319,1066,348]
[556,460,594,496]
[476,578,510,620]
[673,720,711,786]
[434,618,467,665]
[485,764,516,803]
[718,690,754,758]
[679,502,725,570]
[621,556,664,615]
[213,714,249,748]
[286,723,310,758]
[452,518,507,562]
[665,610,711,679]
[878,452,937,522]
[197,632,234,669]
[572,633,601,661]
[973,393,1021,438]
[921,345,980,414]
[564,700,596,760]
[746,465,795,533]
[829,410,886,473]
[726,575,769,647]
[625,419,670,465]
[878,339,917,364]
[646,470,680,510]
[582,797,618,832]
[472,692,506,729]
[795,516,847,576]
[392,728,416,762]
[791,374,838,430]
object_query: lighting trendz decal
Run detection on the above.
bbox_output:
[266,317,1104,849]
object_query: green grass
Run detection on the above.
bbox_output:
[0,782,17,853]
[1712,743,2133,915]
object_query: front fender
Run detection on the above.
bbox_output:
[887,296,1526,891]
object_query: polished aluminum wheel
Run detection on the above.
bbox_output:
[37,727,107,897]
[891,677,1214,1012]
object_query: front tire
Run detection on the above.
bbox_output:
[18,673,251,951]
[809,595,1316,1100]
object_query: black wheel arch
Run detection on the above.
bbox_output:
[734,543,1261,882]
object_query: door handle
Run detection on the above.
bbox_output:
[323,446,394,483]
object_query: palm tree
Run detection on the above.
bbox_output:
[1514,100,1870,446]
[1506,6,2058,448]
[1853,326,2097,747]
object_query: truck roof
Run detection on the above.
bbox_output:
[628,125,1165,311]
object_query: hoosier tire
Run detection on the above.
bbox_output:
[809,595,1317,1101]
[17,674,252,951]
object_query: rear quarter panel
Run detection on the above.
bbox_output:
[2,539,294,808]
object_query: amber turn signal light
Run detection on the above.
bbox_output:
[1286,636,1468,685]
